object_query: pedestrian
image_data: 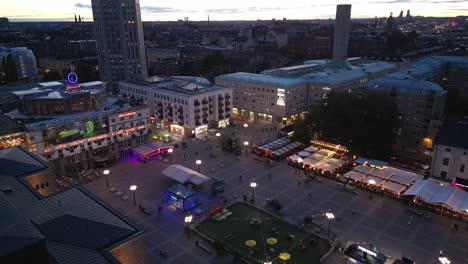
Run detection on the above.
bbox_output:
[139,204,142,211]
[239,175,242,182]
[308,192,312,197]
[268,172,272,181]
[183,153,186,159]
[195,151,198,156]
[352,210,356,216]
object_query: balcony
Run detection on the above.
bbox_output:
[202,119,209,124]
[218,102,224,107]
[177,108,183,113]
[195,115,201,119]
[202,107,208,111]
[194,109,201,113]
[209,98,213,102]
[225,107,231,112]
[225,101,231,106]
[202,99,208,105]
[225,95,231,99]
[195,121,201,126]
[219,109,224,114]
[194,101,200,106]
[209,110,213,115]
[218,114,224,119]
[218,95,224,100]
[202,113,208,118]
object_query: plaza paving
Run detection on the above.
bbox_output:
[84,121,468,264]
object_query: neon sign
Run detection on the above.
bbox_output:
[118,111,137,118]
[67,72,78,84]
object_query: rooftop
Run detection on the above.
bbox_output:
[120,76,230,96]
[0,147,139,264]
[434,120,468,149]
[216,60,396,88]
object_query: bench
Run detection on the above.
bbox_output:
[196,241,212,254]
[223,233,235,242]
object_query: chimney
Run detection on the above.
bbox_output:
[332,5,352,65]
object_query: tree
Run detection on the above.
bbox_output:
[292,117,311,144]
[75,63,99,83]
[43,70,62,82]
[4,54,17,83]
[309,91,400,159]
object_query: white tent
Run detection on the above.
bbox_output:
[344,171,367,181]
[403,180,468,213]
[381,181,406,194]
[162,165,211,186]
[305,146,318,153]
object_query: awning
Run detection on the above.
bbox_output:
[162,165,211,186]
[381,181,406,194]
[305,146,318,153]
[353,165,374,175]
[344,171,367,181]
[363,175,386,186]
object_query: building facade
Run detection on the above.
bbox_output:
[366,56,468,155]
[431,120,468,181]
[91,0,148,93]
[216,60,396,125]
[0,47,39,79]
[146,48,182,76]
[119,76,233,137]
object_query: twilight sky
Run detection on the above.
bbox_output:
[1,0,467,21]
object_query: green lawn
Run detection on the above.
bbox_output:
[196,203,331,264]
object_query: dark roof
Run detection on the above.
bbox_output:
[37,214,134,249]
[434,120,468,149]
[0,146,49,178]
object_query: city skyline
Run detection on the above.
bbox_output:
[2,0,468,22]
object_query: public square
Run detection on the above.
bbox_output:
[84,123,468,264]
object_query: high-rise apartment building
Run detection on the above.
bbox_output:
[91,0,148,94]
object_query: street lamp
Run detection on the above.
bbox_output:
[130,185,137,206]
[216,132,221,147]
[185,214,193,239]
[250,180,257,202]
[325,212,335,235]
[168,148,173,164]
[243,123,248,136]
[244,141,249,157]
[196,160,202,173]
[368,179,376,200]
[103,169,110,188]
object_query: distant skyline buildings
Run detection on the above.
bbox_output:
[2,0,467,22]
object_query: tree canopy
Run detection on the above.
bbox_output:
[309,91,400,159]
[292,117,311,144]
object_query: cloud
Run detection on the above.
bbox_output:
[74,3,91,9]
[141,6,182,13]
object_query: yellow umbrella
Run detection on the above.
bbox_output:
[245,240,256,247]
[266,237,277,245]
[278,252,291,261]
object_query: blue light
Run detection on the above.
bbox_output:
[67,72,79,84]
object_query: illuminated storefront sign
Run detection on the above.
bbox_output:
[66,72,81,90]
[118,111,137,118]
[44,126,146,153]
[195,125,208,135]
[277,89,285,106]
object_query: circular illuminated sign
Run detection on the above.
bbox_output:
[67,72,79,84]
